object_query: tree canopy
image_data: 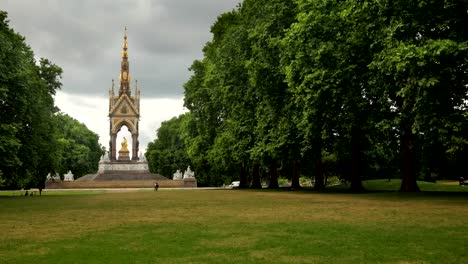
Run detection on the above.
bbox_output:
[149,0,468,191]
[146,114,191,179]
[54,113,104,178]
[0,11,103,189]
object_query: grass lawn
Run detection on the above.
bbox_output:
[362,179,468,192]
[0,184,467,263]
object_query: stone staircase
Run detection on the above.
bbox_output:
[92,173,169,181]
[75,174,98,182]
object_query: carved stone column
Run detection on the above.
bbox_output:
[132,133,139,161]
[108,139,112,160]
[111,133,117,161]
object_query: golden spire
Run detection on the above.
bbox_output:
[122,26,128,58]
[119,27,130,96]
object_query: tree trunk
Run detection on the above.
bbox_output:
[250,162,262,189]
[291,160,301,189]
[400,128,420,192]
[268,161,279,189]
[314,158,325,190]
[239,163,248,189]
[350,132,365,192]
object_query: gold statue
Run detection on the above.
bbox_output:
[121,137,129,151]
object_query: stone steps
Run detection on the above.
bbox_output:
[92,173,169,181]
[46,179,195,189]
[76,174,98,182]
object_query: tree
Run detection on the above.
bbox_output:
[54,113,103,178]
[179,0,468,190]
[242,0,299,189]
[183,10,256,187]
[183,58,224,186]
[146,114,191,178]
[0,11,63,189]
[368,0,468,191]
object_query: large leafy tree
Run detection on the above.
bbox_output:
[0,11,63,189]
[184,1,300,189]
[176,0,468,190]
[242,0,299,189]
[184,10,256,187]
[282,0,367,190]
[183,57,224,186]
[0,12,104,188]
[282,0,468,192]
[368,0,468,191]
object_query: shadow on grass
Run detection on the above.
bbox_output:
[228,179,468,200]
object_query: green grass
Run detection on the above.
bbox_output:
[0,187,467,263]
[0,189,107,196]
[364,179,468,192]
[327,179,468,193]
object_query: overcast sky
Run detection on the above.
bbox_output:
[1,0,240,154]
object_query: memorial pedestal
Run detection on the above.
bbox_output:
[118,150,130,161]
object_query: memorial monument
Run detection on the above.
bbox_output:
[107,27,141,162]
[47,28,196,188]
[92,27,156,180]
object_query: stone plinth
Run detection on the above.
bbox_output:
[183,177,197,188]
[93,160,162,182]
[118,150,130,161]
[98,161,149,174]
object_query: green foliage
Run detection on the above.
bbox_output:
[168,0,468,190]
[0,170,4,187]
[277,177,289,186]
[0,12,102,188]
[146,114,191,178]
[54,113,104,178]
[366,0,468,191]
[0,11,62,189]
[182,0,300,188]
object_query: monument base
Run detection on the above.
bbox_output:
[98,160,150,174]
[45,159,198,189]
[88,160,168,181]
[118,150,130,161]
[46,179,196,189]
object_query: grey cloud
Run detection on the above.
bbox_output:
[1,0,239,98]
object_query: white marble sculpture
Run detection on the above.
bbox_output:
[64,170,74,182]
[173,169,183,180]
[100,152,110,162]
[47,173,61,182]
[183,166,195,179]
[104,152,110,161]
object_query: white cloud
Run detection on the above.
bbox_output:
[54,91,187,154]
